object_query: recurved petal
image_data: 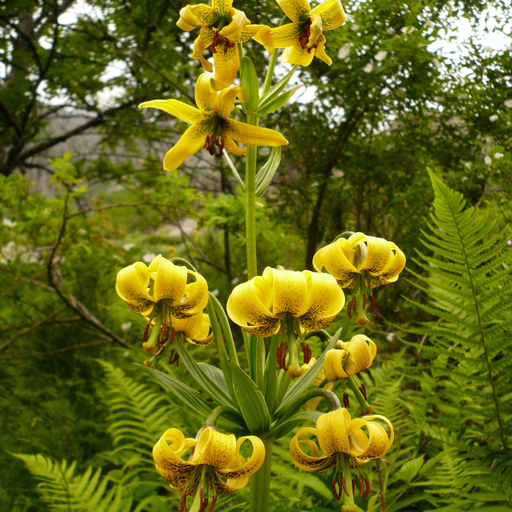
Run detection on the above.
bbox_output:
[298,271,344,331]
[313,34,332,66]
[355,415,394,461]
[240,24,272,43]
[138,99,204,125]
[149,255,188,303]
[379,242,406,283]
[226,119,288,147]
[195,73,217,112]
[217,435,265,479]
[116,262,154,314]
[311,0,347,30]
[163,122,210,172]
[212,44,240,89]
[192,36,214,73]
[212,0,233,16]
[224,136,247,156]
[264,267,307,317]
[307,13,323,47]
[227,276,280,337]
[323,348,349,380]
[282,43,315,66]
[171,270,209,318]
[189,3,215,26]
[219,8,250,41]
[277,0,311,23]
[176,5,201,31]
[252,23,303,50]
[192,427,237,469]
[210,459,248,494]
[313,238,358,288]
[343,334,377,376]
[153,428,197,489]
[213,85,245,120]
[316,408,351,455]
[290,427,335,472]
[172,313,213,346]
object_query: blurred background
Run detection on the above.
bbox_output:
[1,0,511,510]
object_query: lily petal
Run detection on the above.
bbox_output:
[149,255,188,303]
[116,262,154,314]
[224,136,247,156]
[163,122,210,172]
[282,43,315,66]
[355,415,394,462]
[312,34,332,65]
[170,271,209,319]
[298,271,344,331]
[188,4,215,27]
[313,237,358,288]
[195,73,217,113]
[316,409,351,456]
[213,85,245,119]
[355,234,393,275]
[192,427,237,469]
[277,0,311,23]
[264,267,307,317]
[174,313,213,346]
[217,435,266,479]
[138,99,204,125]
[225,119,289,147]
[307,14,323,47]
[212,41,241,91]
[289,427,336,472]
[212,0,233,16]
[219,8,250,42]
[193,36,214,72]
[311,0,347,31]
[253,23,303,51]
[177,5,201,31]
[371,242,406,286]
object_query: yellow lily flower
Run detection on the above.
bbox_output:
[254,0,347,66]
[139,74,288,172]
[116,254,208,319]
[300,358,335,411]
[323,335,377,380]
[313,232,406,290]
[226,267,345,337]
[153,426,265,510]
[173,313,214,346]
[177,0,270,88]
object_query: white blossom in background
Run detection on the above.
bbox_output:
[231,277,239,285]
[122,243,134,251]
[142,253,156,263]
[386,332,395,342]
[363,62,373,73]
[386,27,394,34]
[504,100,512,108]
[375,50,387,61]
[484,156,492,165]
[465,162,472,169]
[2,218,16,227]
[494,153,504,159]
[332,170,344,178]
[462,176,469,182]
[211,289,220,297]
[350,24,359,31]
[432,58,442,68]
[483,46,495,53]
[458,94,468,100]
[121,322,132,331]
[489,115,498,122]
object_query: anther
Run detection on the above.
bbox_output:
[362,293,367,310]
[301,342,312,364]
[155,345,166,357]
[169,349,180,367]
[352,480,356,496]
[352,296,357,312]
[331,479,341,501]
[347,299,353,319]
[276,343,288,372]
[342,477,350,497]
[142,323,150,343]
[180,491,187,512]
[170,327,176,344]
[358,477,364,498]
[360,382,367,401]
[364,477,370,498]
[343,392,350,409]
[208,495,217,512]
[369,296,376,313]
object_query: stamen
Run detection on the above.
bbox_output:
[215,138,225,153]
[364,477,370,498]
[169,349,180,367]
[208,495,217,512]
[155,345,166,357]
[199,489,209,512]
[331,479,342,501]
[180,491,187,512]
[352,480,356,496]
[360,382,367,401]
[298,19,312,49]
[358,477,364,498]
[347,299,353,319]
[170,327,176,344]
[369,296,376,313]
[352,296,357,313]
[301,342,312,364]
[342,477,350,497]
[362,293,367,310]
[343,392,350,409]
[142,323,150,343]
[276,343,288,372]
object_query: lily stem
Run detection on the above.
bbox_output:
[347,376,372,414]
[262,49,279,95]
[249,436,274,512]
[245,112,259,279]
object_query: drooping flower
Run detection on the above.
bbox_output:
[172,313,214,346]
[300,357,335,411]
[116,254,208,319]
[177,0,269,88]
[323,335,377,381]
[290,409,393,507]
[153,426,265,510]
[226,267,345,337]
[139,74,288,171]
[254,0,347,66]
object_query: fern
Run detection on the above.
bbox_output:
[12,453,132,512]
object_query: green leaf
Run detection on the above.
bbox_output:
[269,411,322,439]
[142,365,212,418]
[395,456,424,483]
[240,57,259,112]
[258,66,297,110]
[198,363,230,396]
[174,336,235,409]
[222,150,245,191]
[276,327,342,416]
[255,145,281,197]
[229,362,271,434]
[258,85,302,117]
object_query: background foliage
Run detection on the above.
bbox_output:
[1,0,511,510]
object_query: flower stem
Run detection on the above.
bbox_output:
[245,112,259,279]
[347,376,372,414]
[249,436,274,512]
[262,49,279,94]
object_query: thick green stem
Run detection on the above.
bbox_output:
[249,437,274,512]
[262,49,279,94]
[245,112,259,279]
[347,376,372,414]
[340,454,356,510]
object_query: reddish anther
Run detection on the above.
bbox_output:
[169,349,180,367]
[331,479,342,501]
[180,492,187,512]
[362,293,367,309]
[352,480,356,496]
[301,342,312,364]
[276,343,288,372]
[352,296,357,313]
[347,299,353,319]
[358,477,364,498]
[369,296,376,313]
[342,477,350,497]
[343,392,350,409]
[199,489,209,512]
[142,324,150,343]
[208,495,218,512]
[298,19,312,49]
[360,382,367,401]
[364,477,371,498]
[170,327,176,344]
[155,345,166,357]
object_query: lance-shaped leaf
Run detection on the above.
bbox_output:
[256,145,281,197]
[143,366,212,418]
[230,362,271,434]
[175,336,235,409]
[198,363,230,396]
[259,66,297,109]
[222,149,245,192]
[269,410,322,439]
[258,85,302,117]
[240,57,259,113]
[275,327,342,417]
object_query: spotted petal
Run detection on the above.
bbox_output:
[193,36,214,72]
[195,73,217,112]
[217,435,265,479]
[313,237,358,288]
[172,313,213,346]
[264,267,308,317]
[192,427,237,469]
[289,427,336,472]
[311,0,347,31]
[353,415,394,463]
[116,262,154,315]
[163,122,210,172]
[225,119,288,147]
[171,271,209,319]
[277,0,311,23]
[138,99,204,124]
[212,0,233,16]
[219,8,250,42]
[253,23,303,51]
[149,255,188,303]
